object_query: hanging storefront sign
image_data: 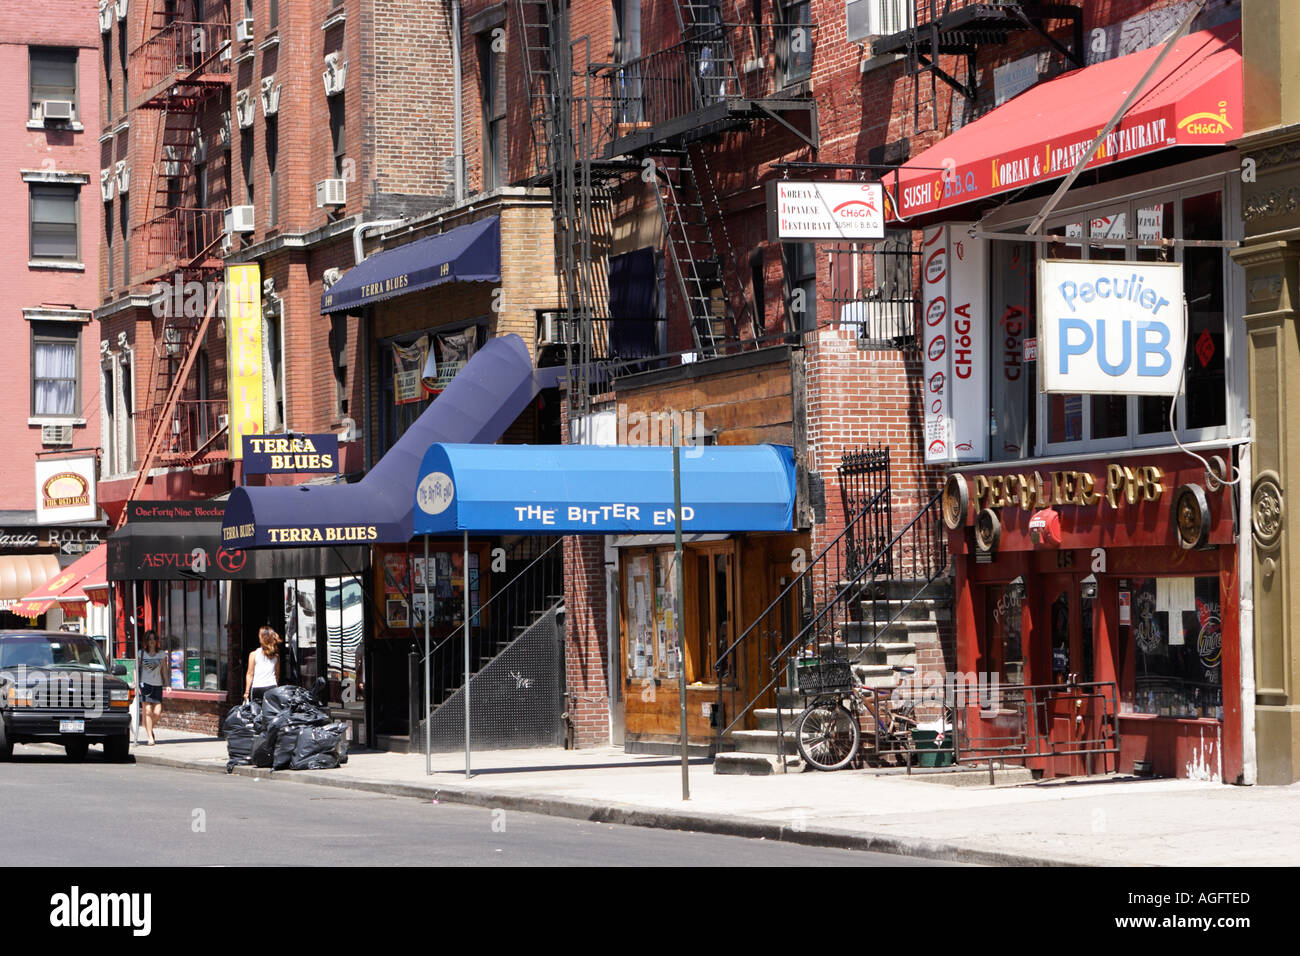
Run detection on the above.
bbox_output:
[225,263,264,459]
[766,180,885,241]
[242,434,340,475]
[392,335,429,404]
[34,456,98,525]
[922,224,988,464]
[1037,259,1184,395]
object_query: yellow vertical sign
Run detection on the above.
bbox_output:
[225,264,264,460]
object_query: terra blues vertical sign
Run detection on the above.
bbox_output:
[225,264,264,459]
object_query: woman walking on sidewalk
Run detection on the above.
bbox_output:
[138,630,169,745]
[244,626,281,703]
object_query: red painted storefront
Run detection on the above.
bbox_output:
[948,448,1241,782]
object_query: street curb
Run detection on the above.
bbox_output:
[132,750,1087,867]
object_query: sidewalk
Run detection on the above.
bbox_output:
[134,728,1300,866]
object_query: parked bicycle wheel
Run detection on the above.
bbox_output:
[795,701,860,771]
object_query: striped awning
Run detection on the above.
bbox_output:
[0,553,64,613]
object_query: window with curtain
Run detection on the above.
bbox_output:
[31,185,79,261]
[32,322,80,417]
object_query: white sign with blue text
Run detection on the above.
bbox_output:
[1037,259,1184,396]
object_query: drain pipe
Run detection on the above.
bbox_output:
[353,219,407,264]
[452,0,465,202]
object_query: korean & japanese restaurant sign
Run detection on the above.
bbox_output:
[1037,259,1184,396]
[766,180,885,241]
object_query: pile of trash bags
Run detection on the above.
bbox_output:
[224,682,348,774]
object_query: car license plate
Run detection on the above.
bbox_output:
[59,720,85,734]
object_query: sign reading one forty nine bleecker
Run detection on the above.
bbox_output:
[767,180,885,240]
[225,263,264,459]
[243,435,340,475]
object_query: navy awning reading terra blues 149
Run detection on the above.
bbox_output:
[221,335,542,549]
[412,443,797,535]
[320,216,501,314]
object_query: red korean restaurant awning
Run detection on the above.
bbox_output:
[886,23,1241,221]
[9,544,107,618]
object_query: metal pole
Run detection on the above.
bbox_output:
[424,535,431,775]
[131,580,141,747]
[672,423,689,800]
[464,529,472,779]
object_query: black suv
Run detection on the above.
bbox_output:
[0,631,132,761]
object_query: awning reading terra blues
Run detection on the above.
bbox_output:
[887,23,1241,221]
[321,215,501,314]
[412,444,797,536]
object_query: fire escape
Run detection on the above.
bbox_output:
[119,2,232,524]
[590,3,818,364]
[872,1,1083,133]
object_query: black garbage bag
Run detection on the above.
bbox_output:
[258,685,316,729]
[295,751,340,770]
[223,700,260,737]
[273,725,305,770]
[290,722,347,771]
[227,734,254,761]
[251,733,274,768]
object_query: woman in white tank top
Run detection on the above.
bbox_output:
[244,626,281,702]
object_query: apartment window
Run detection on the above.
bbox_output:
[105,197,114,290]
[196,349,211,443]
[612,0,643,123]
[329,97,346,178]
[479,33,505,191]
[119,30,128,115]
[330,314,349,418]
[195,158,209,210]
[31,322,81,418]
[103,39,113,125]
[749,247,765,333]
[269,0,278,30]
[30,185,80,262]
[266,120,278,228]
[783,242,817,333]
[119,191,130,280]
[241,132,254,206]
[30,48,78,122]
[263,311,284,431]
[777,0,813,86]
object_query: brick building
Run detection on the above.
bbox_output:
[0,3,107,631]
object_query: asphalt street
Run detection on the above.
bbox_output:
[0,745,951,866]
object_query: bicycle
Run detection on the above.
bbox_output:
[794,656,920,772]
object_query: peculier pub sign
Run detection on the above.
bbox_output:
[242,434,340,475]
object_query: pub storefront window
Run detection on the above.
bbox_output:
[1125,575,1222,719]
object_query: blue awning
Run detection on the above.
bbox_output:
[321,216,501,314]
[221,334,540,548]
[413,443,796,535]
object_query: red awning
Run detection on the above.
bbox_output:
[10,544,107,618]
[886,23,1241,221]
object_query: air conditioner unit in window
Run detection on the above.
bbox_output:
[41,424,73,446]
[236,18,254,43]
[216,413,229,431]
[41,100,75,123]
[316,179,346,207]
[537,311,576,346]
[225,205,255,234]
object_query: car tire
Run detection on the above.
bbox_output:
[0,719,12,761]
[104,733,130,763]
[64,738,89,762]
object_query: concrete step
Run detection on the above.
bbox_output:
[856,597,954,623]
[754,707,805,732]
[841,576,953,602]
[729,728,799,755]
[713,751,799,775]
[842,619,939,643]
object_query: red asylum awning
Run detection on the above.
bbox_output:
[886,22,1242,221]
[10,544,107,619]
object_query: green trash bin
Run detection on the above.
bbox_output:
[911,729,955,768]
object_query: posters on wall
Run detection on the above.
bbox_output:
[392,335,429,405]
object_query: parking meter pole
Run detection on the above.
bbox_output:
[673,424,689,801]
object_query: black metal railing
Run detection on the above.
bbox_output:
[715,452,948,747]
[827,237,921,349]
[599,22,817,136]
[413,535,564,727]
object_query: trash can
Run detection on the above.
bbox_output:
[911,729,954,768]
